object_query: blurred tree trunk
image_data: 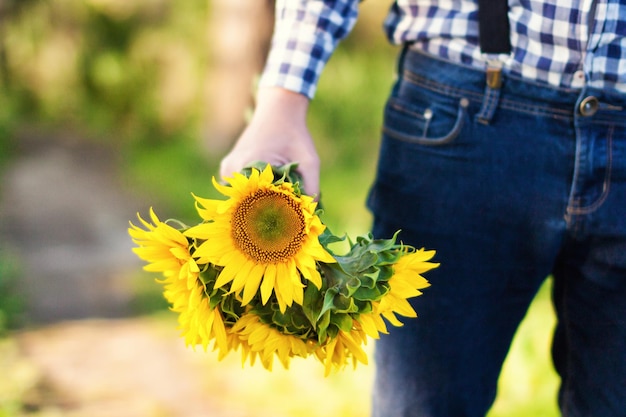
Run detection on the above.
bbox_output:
[0,0,14,88]
[204,0,274,153]
[0,0,38,89]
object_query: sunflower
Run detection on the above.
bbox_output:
[184,165,336,313]
[230,313,314,371]
[129,164,440,376]
[376,248,436,327]
[353,310,390,339]
[314,328,369,377]
[160,267,231,356]
[128,209,230,356]
[128,208,199,287]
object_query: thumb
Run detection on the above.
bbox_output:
[295,157,320,199]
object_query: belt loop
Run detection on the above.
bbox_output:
[476,60,504,125]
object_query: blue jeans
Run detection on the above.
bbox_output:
[367,48,626,417]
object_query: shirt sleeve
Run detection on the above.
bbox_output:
[258,0,360,99]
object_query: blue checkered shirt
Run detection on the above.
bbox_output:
[259,0,626,98]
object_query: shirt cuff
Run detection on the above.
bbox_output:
[258,33,330,99]
[258,1,359,99]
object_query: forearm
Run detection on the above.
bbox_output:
[253,87,309,126]
[220,0,360,195]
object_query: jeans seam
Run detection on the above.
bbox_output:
[402,70,575,120]
[566,124,613,216]
[402,69,483,101]
[475,85,501,124]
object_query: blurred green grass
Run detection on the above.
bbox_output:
[0,1,560,415]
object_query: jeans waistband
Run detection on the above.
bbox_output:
[401,47,626,124]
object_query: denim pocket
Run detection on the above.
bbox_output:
[383,87,469,145]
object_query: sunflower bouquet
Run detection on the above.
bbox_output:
[129,163,438,376]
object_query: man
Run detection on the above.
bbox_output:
[220,1,626,416]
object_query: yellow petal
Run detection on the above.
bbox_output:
[229,260,256,295]
[275,262,294,308]
[241,263,266,305]
[260,263,277,304]
[214,262,241,289]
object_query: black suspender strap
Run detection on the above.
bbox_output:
[477,0,512,54]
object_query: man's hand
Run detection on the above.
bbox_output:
[219,87,321,196]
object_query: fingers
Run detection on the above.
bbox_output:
[295,153,320,198]
[219,150,320,197]
[216,87,320,196]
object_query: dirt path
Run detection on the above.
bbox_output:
[3,316,374,417]
[0,132,147,322]
[12,317,222,417]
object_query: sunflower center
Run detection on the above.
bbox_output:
[232,189,306,263]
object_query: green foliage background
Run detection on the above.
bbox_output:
[0,1,559,416]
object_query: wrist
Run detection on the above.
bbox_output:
[254,87,310,124]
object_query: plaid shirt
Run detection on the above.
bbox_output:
[259,0,626,98]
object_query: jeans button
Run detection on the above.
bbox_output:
[579,96,599,116]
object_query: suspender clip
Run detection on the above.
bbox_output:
[476,60,504,125]
[485,60,503,89]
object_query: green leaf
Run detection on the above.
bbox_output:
[335,251,378,275]
[360,231,401,252]
[354,300,373,314]
[323,324,339,341]
[358,274,377,289]
[290,310,310,331]
[302,283,324,327]
[199,264,220,287]
[219,293,244,322]
[319,228,346,251]
[333,293,357,313]
[353,283,390,302]
[319,262,353,289]
[330,313,354,332]
[345,277,361,296]
[318,286,339,320]
[374,264,394,283]
[317,310,331,342]
[271,309,292,328]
